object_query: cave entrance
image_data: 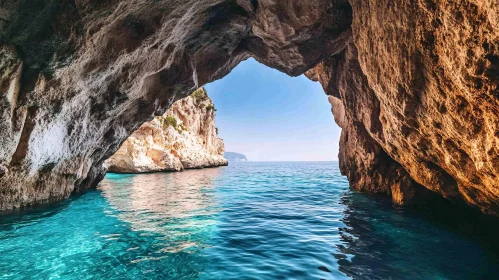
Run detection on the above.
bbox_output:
[105,58,341,173]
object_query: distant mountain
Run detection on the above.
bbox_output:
[224,152,248,162]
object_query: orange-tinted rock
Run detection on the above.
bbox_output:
[346,0,499,215]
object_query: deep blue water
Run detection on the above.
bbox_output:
[0,162,498,279]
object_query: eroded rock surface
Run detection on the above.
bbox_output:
[104,88,227,173]
[348,0,499,215]
[0,0,497,216]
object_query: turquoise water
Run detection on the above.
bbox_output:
[0,162,498,279]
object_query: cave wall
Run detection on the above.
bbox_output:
[0,0,498,216]
[348,0,499,215]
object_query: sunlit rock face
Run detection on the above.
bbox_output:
[0,0,498,216]
[104,88,227,173]
[306,44,434,206]
[350,0,499,215]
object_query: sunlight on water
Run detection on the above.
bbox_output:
[0,162,497,279]
[100,169,222,254]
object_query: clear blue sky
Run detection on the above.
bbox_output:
[205,58,341,161]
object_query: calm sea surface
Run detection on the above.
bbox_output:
[0,162,498,279]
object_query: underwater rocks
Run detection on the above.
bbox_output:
[104,88,227,173]
[0,0,497,216]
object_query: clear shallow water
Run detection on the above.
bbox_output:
[0,162,498,279]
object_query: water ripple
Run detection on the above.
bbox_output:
[0,162,497,279]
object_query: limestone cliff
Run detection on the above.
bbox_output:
[0,0,498,216]
[104,88,227,173]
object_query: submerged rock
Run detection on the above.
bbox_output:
[104,88,227,173]
[0,0,497,216]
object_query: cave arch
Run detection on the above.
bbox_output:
[0,0,498,216]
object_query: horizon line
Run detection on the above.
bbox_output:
[229,160,339,162]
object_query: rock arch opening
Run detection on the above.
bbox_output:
[105,57,339,171]
[0,0,498,217]
[204,58,340,162]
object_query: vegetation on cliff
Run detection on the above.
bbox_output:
[105,89,227,173]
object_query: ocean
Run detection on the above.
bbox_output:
[0,162,497,279]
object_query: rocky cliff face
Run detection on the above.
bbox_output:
[0,0,497,216]
[104,88,227,173]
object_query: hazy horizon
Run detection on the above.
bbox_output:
[205,58,341,162]
[222,159,340,162]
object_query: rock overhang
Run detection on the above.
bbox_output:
[0,0,497,217]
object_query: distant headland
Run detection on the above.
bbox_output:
[224,152,248,162]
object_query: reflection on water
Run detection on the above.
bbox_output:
[196,162,352,279]
[99,168,222,252]
[0,162,498,279]
[336,192,499,279]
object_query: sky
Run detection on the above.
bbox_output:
[205,58,341,162]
